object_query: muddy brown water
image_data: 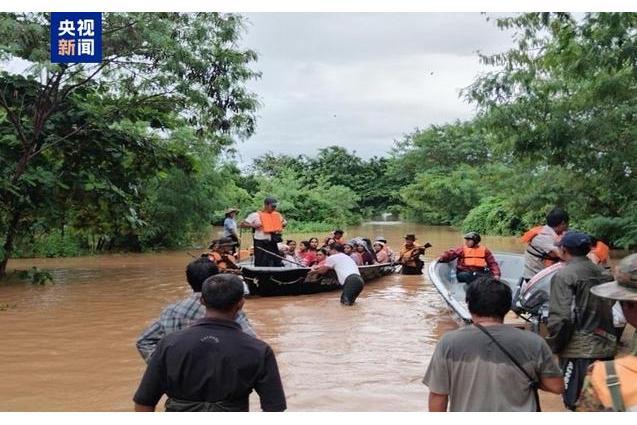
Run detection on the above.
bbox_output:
[0,223,578,411]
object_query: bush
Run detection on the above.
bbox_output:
[462,197,525,235]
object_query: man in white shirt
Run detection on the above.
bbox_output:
[312,243,364,305]
[240,197,286,267]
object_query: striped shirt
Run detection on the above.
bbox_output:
[136,292,256,362]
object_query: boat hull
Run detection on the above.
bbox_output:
[427,253,525,322]
[241,262,397,297]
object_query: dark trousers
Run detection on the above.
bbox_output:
[254,239,282,267]
[559,357,613,410]
[401,260,424,275]
[340,274,364,305]
[457,270,489,284]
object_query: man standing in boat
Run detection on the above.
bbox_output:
[522,207,570,282]
[311,243,365,305]
[241,197,286,267]
[545,231,616,410]
[437,232,501,284]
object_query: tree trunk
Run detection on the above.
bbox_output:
[0,210,21,279]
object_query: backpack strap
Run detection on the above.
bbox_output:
[474,323,541,412]
[604,360,625,412]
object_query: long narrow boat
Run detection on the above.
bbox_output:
[427,253,525,323]
[240,262,397,297]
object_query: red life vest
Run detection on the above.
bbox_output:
[462,246,487,268]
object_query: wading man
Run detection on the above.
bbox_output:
[311,243,365,305]
[423,276,563,411]
[133,274,287,412]
[241,197,286,267]
[545,231,616,410]
[136,256,255,362]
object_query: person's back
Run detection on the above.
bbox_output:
[133,274,286,412]
[423,276,563,412]
[425,325,561,411]
[547,256,615,358]
[522,207,569,280]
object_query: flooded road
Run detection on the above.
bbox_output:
[0,223,567,411]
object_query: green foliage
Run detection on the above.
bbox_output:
[462,197,525,235]
[0,13,261,276]
[15,267,53,285]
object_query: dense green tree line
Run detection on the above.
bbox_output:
[2,12,636,278]
[392,12,637,248]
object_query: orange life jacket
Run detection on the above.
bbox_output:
[462,246,487,268]
[208,251,237,271]
[521,225,560,267]
[591,241,610,265]
[590,355,637,411]
[258,211,284,233]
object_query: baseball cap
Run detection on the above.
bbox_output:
[555,231,591,249]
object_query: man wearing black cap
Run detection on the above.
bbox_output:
[545,231,617,410]
[133,274,286,412]
[241,197,286,267]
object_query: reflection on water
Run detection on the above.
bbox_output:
[0,223,564,411]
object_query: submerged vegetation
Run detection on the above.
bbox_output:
[1,12,636,277]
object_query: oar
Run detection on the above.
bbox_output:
[254,246,306,267]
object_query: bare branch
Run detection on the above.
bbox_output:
[28,123,89,160]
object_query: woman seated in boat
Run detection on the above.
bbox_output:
[308,237,320,253]
[437,232,501,283]
[373,240,390,264]
[208,237,241,274]
[315,248,329,266]
[375,236,395,262]
[354,239,375,265]
[298,240,317,267]
[322,237,336,249]
[343,242,355,257]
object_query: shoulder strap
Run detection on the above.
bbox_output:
[604,360,626,412]
[474,323,541,412]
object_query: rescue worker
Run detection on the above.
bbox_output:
[545,231,617,410]
[577,253,637,412]
[588,237,610,269]
[398,234,431,275]
[208,237,241,274]
[437,232,501,284]
[240,197,286,267]
[522,207,570,282]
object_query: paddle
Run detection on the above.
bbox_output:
[254,245,306,268]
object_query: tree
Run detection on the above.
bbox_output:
[0,13,260,276]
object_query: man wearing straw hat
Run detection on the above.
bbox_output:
[577,253,637,411]
[223,207,240,254]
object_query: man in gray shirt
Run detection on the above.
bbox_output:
[523,207,570,281]
[423,276,564,411]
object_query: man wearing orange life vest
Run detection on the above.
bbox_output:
[588,237,610,269]
[437,232,501,284]
[240,197,287,267]
[577,253,637,412]
[522,207,570,282]
[208,237,241,274]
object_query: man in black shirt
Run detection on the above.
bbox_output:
[133,274,287,412]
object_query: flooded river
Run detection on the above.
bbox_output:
[0,223,569,411]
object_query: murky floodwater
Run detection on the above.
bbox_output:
[0,224,570,411]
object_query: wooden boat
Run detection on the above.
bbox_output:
[427,253,525,323]
[240,262,398,297]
